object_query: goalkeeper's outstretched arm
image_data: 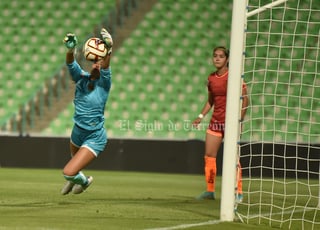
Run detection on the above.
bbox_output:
[100,28,113,69]
[66,51,75,64]
[62,28,113,68]
[63,33,77,64]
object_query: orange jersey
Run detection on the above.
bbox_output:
[207,70,246,129]
[207,71,228,124]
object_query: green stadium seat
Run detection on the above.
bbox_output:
[0,0,117,130]
[2,0,315,143]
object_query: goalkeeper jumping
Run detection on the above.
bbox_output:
[60,28,113,195]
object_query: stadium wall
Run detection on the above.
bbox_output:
[0,136,207,174]
[0,136,318,178]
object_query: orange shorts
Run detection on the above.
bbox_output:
[207,121,225,137]
[206,129,223,137]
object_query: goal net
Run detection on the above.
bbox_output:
[238,0,320,229]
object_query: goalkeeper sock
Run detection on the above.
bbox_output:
[205,156,216,192]
[64,171,88,185]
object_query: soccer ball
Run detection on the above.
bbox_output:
[83,37,107,61]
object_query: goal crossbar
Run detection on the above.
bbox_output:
[246,0,288,18]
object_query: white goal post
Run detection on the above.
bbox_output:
[221,0,320,229]
[220,0,247,221]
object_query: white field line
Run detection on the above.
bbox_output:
[144,207,316,230]
[144,219,222,230]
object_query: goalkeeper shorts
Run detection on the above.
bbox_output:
[70,124,107,157]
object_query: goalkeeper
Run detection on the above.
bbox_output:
[60,28,113,195]
[192,46,248,201]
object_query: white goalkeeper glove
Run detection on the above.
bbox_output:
[100,28,113,55]
[63,33,78,53]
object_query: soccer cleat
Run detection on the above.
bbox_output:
[196,191,215,200]
[72,176,93,194]
[61,181,75,195]
[236,194,243,203]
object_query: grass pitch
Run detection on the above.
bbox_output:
[0,168,274,230]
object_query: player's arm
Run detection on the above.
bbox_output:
[66,51,75,64]
[192,92,214,127]
[63,33,78,64]
[200,92,214,117]
[63,33,86,82]
[100,28,113,69]
[241,84,249,121]
[100,53,111,69]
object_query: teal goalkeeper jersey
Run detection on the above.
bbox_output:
[67,60,111,130]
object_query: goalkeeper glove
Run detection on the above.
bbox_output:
[63,33,78,52]
[100,28,113,55]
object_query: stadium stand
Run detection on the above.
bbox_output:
[1,0,319,143]
[0,0,121,132]
[43,0,225,140]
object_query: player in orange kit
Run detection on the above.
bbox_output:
[192,46,248,201]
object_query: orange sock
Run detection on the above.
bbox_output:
[205,156,216,192]
[236,161,243,194]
